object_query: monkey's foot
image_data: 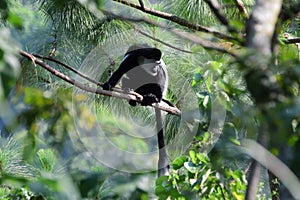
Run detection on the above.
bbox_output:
[141,94,159,106]
[102,82,112,90]
[124,87,134,93]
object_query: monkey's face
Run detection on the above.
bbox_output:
[137,56,160,76]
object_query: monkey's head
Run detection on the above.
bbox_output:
[126,44,162,61]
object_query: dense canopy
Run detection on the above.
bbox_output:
[0,0,300,199]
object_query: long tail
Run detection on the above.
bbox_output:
[155,108,170,177]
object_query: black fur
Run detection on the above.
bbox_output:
[103,44,169,176]
[103,45,167,106]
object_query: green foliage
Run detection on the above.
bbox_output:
[165,0,216,26]
[0,0,36,29]
[0,28,20,100]
[0,137,36,178]
[88,18,134,44]
[36,149,57,172]
[165,0,254,28]
[38,0,95,30]
[0,186,43,200]
[0,86,160,199]
[0,0,9,21]
[0,88,101,199]
[155,149,247,199]
[0,0,300,199]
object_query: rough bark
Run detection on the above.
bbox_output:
[244,0,283,199]
[246,0,282,57]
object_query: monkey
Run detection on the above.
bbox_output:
[103,44,170,176]
[103,44,168,106]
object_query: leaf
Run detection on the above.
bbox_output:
[155,176,170,199]
[172,155,188,170]
[232,192,244,200]
[184,162,198,174]
[192,72,203,87]
[196,153,209,164]
[207,61,223,75]
[155,175,169,186]
[229,136,241,146]
[37,149,57,172]
[189,150,197,164]
[155,185,165,194]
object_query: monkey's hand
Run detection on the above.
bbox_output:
[102,82,112,91]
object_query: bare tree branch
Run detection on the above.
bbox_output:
[19,50,181,116]
[203,0,229,26]
[41,9,58,57]
[233,0,249,19]
[138,0,145,11]
[32,54,102,86]
[284,37,300,44]
[111,0,235,41]
[49,32,57,58]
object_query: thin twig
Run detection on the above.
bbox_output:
[203,0,229,26]
[233,0,249,19]
[41,9,58,57]
[32,54,102,86]
[168,28,238,58]
[19,50,181,116]
[138,0,145,11]
[284,37,300,44]
[137,29,193,54]
[49,34,57,57]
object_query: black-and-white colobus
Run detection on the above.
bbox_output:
[103,44,169,176]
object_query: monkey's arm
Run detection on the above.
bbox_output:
[102,70,123,90]
[102,56,136,90]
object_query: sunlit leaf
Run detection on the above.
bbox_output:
[196,153,209,164]
[184,162,198,174]
[172,155,188,170]
[189,150,197,164]
[229,136,241,146]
